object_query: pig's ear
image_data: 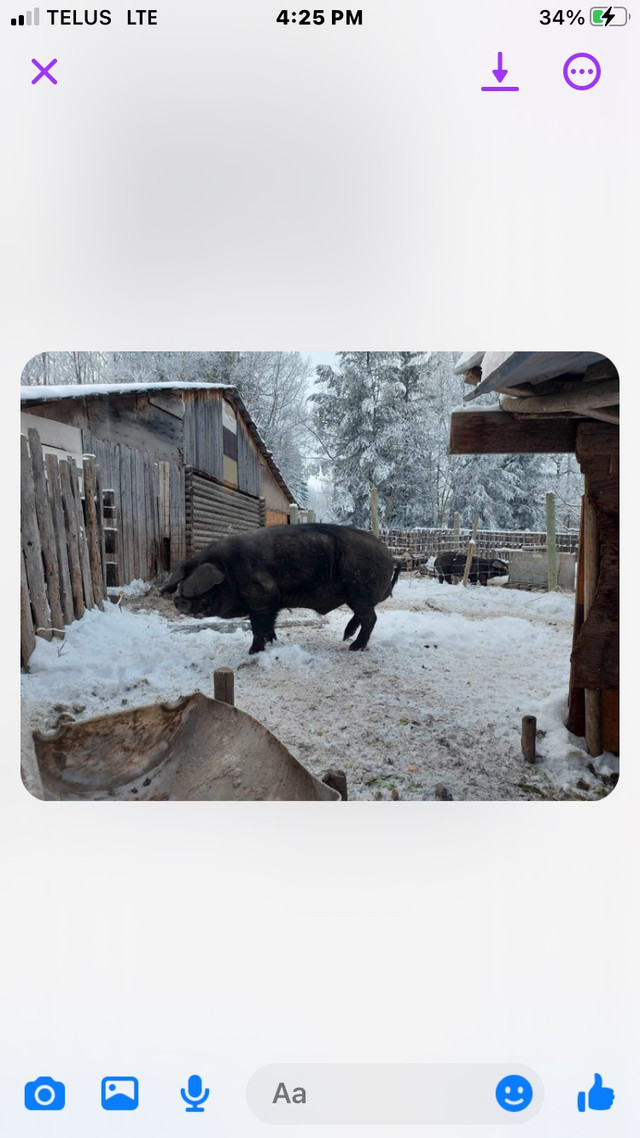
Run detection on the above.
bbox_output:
[160,566,186,595]
[182,563,225,597]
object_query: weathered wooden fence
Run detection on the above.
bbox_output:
[382,526,579,562]
[21,430,272,666]
[21,428,107,667]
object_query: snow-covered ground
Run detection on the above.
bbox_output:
[21,576,618,801]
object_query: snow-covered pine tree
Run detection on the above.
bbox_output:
[310,352,398,527]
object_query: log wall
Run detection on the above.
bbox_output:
[186,468,264,554]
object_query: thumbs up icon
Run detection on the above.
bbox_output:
[577,1073,615,1112]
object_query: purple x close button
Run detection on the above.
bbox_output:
[32,58,58,85]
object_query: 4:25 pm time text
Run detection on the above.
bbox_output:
[276,9,363,24]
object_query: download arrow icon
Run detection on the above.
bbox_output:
[481,52,519,92]
[493,52,508,82]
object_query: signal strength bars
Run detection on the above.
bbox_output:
[11,6,40,24]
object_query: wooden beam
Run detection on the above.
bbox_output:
[584,358,618,382]
[449,410,577,454]
[567,498,586,738]
[579,407,619,425]
[570,442,618,691]
[575,421,619,458]
[583,483,602,757]
[499,376,619,417]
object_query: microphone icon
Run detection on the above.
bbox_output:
[180,1074,210,1112]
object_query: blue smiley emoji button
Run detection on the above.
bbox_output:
[495,1075,534,1113]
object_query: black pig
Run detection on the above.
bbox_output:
[161,524,401,653]
[434,552,508,586]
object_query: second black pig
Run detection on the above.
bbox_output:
[434,552,508,586]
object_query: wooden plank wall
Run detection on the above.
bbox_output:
[186,469,263,553]
[84,432,186,581]
[182,390,223,480]
[21,429,106,667]
[24,391,184,465]
[168,464,186,568]
[237,417,261,497]
[182,390,263,498]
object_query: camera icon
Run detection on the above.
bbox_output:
[24,1076,66,1111]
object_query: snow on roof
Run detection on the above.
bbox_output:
[20,382,233,401]
[454,351,485,374]
[453,351,611,401]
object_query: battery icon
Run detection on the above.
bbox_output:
[590,6,628,23]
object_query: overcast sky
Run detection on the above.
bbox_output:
[305,351,338,372]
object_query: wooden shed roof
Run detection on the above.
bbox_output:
[20,382,298,505]
[450,351,619,454]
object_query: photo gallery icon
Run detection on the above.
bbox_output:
[101,1076,139,1111]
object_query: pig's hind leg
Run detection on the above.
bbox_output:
[346,604,376,651]
[248,608,279,654]
[343,614,360,641]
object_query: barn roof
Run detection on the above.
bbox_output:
[20,382,298,505]
[20,382,232,401]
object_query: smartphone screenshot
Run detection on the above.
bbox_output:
[4,1,636,1133]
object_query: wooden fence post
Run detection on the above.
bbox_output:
[21,550,36,667]
[59,459,85,620]
[67,458,94,609]
[83,455,106,604]
[462,513,479,585]
[21,434,52,641]
[45,453,74,625]
[546,491,558,591]
[27,428,64,636]
[214,667,235,706]
[370,487,379,537]
[521,715,537,763]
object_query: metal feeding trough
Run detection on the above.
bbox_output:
[29,671,342,802]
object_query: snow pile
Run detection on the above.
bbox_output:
[117,578,151,598]
[21,577,617,802]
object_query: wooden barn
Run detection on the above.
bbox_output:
[451,351,619,757]
[21,383,297,589]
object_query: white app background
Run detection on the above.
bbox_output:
[1,2,637,1133]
